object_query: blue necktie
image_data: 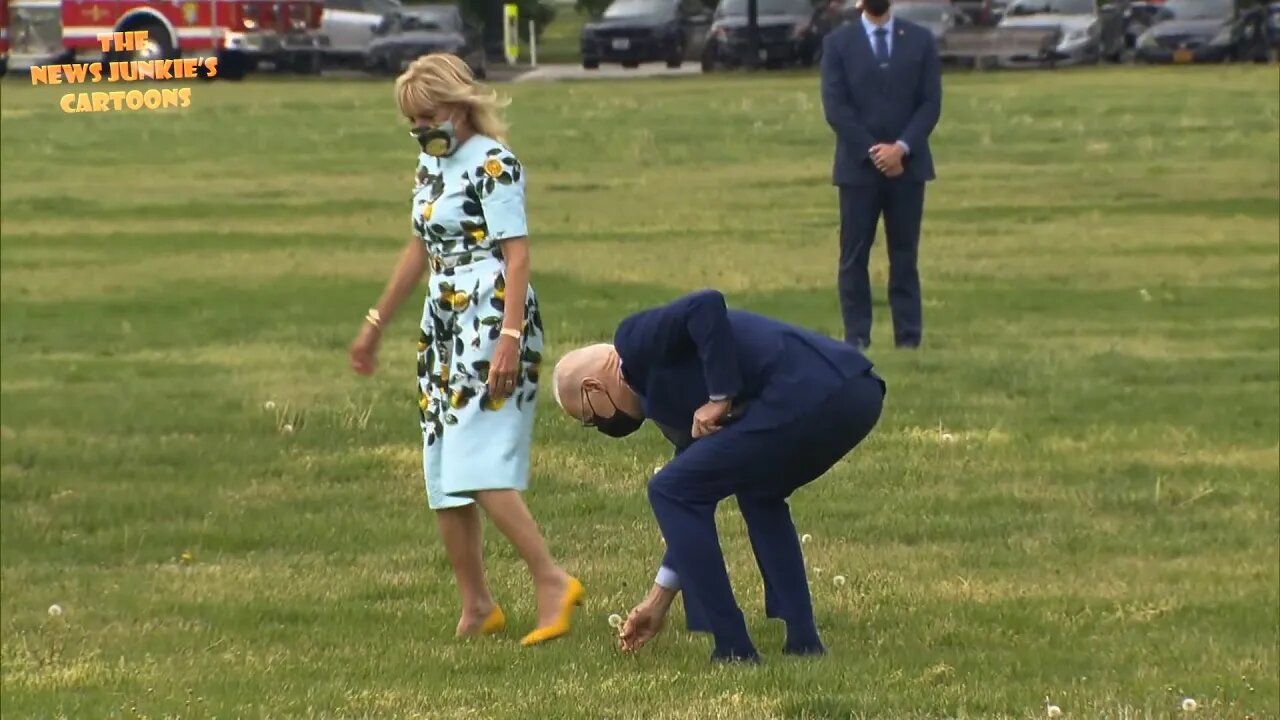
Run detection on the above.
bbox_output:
[874,27,890,67]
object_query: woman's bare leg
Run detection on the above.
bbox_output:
[435,504,496,634]
[473,490,571,627]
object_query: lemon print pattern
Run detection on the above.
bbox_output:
[410,135,542,510]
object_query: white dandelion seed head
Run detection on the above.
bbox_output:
[48,604,63,617]
[1181,698,1197,712]
[608,614,623,629]
[801,534,812,543]
[282,424,294,434]
[1047,705,1062,718]
[264,401,276,410]
[834,575,846,587]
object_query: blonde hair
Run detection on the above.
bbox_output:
[395,53,511,144]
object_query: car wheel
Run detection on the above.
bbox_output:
[105,19,175,68]
[701,47,716,72]
[666,42,684,68]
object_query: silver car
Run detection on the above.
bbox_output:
[996,0,1128,65]
[323,0,405,64]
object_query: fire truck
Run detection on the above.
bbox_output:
[0,0,329,79]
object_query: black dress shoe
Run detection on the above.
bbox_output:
[783,640,827,656]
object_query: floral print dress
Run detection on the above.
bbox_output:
[411,135,544,510]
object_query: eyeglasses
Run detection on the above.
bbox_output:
[579,386,599,428]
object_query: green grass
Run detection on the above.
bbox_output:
[2,66,1278,719]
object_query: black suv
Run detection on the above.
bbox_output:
[701,0,824,70]
[580,0,713,68]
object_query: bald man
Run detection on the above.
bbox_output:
[551,289,886,662]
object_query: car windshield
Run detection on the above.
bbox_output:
[893,2,953,22]
[366,0,402,14]
[717,0,811,17]
[603,0,674,17]
[1006,0,1095,14]
[400,9,460,30]
[1157,0,1233,19]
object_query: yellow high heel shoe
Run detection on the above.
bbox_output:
[478,605,506,635]
[520,577,585,647]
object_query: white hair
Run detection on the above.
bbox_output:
[550,344,615,412]
[551,360,565,409]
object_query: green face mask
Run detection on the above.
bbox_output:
[410,121,458,157]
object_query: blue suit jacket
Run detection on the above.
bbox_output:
[819,18,942,186]
[613,289,877,451]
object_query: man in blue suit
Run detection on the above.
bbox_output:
[820,0,942,350]
[551,289,885,662]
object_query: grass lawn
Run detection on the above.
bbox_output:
[1,66,1278,719]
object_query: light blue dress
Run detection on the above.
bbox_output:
[410,135,544,510]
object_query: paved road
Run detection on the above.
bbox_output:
[513,62,702,83]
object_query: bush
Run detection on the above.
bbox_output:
[575,0,718,17]
[457,0,558,40]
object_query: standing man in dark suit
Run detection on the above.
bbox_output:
[550,289,886,662]
[820,0,942,350]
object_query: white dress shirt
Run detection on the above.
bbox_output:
[860,13,911,156]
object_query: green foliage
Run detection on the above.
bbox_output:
[457,0,559,38]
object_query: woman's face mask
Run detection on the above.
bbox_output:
[411,120,458,157]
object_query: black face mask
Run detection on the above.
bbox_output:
[582,386,644,438]
[862,0,891,15]
[594,411,644,438]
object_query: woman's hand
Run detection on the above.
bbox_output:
[488,334,520,398]
[349,323,381,376]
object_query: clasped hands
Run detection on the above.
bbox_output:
[869,142,905,177]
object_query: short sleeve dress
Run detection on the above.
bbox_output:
[411,135,545,510]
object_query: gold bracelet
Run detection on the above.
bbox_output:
[365,309,382,329]
[500,328,521,340]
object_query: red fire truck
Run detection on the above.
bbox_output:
[0,0,329,79]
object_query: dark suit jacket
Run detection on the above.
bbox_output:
[613,289,877,451]
[819,18,942,186]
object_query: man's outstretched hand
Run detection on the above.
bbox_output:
[618,585,677,653]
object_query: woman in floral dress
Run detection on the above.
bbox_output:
[349,53,583,646]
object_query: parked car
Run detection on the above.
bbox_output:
[579,0,712,69]
[365,4,486,76]
[995,0,1128,65]
[1268,1,1280,52]
[952,0,1006,25]
[890,0,971,40]
[1122,0,1164,46]
[1134,0,1271,62]
[322,0,404,67]
[701,0,823,70]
